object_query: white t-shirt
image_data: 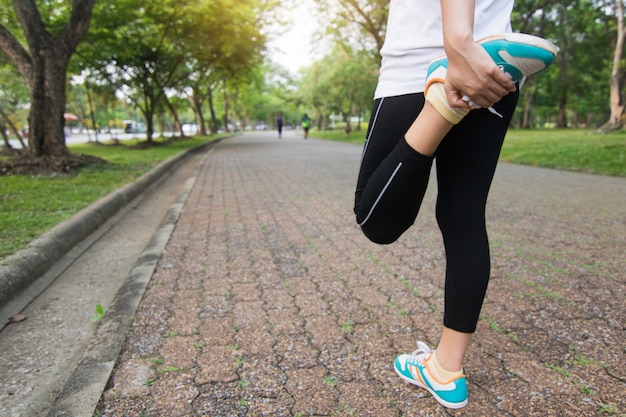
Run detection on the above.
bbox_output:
[375,0,514,98]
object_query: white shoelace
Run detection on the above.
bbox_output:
[462,95,504,118]
[461,65,510,119]
[407,341,434,365]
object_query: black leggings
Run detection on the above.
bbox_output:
[354,91,518,333]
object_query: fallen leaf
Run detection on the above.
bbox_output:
[8,314,26,323]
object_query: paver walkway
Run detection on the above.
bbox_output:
[97,131,625,416]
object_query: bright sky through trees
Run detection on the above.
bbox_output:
[267,3,320,73]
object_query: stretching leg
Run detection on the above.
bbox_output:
[354,94,441,244]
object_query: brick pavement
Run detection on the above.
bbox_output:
[96,132,626,416]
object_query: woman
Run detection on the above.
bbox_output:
[353,0,557,409]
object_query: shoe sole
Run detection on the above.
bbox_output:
[478,33,558,81]
[394,365,469,409]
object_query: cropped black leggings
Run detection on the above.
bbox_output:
[354,91,518,333]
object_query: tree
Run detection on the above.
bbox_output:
[81,0,269,141]
[0,0,95,159]
[512,0,612,128]
[600,0,626,131]
[182,0,268,135]
[0,59,28,149]
[314,0,388,53]
[318,44,377,134]
[300,60,336,130]
[82,0,193,144]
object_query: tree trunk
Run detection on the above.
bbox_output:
[343,111,352,135]
[0,118,13,149]
[0,0,96,158]
[344,94,355,135]
[0,105,26,148]
[522,87,533,128]
[598,0,626,133]
[85,80,99,142]
[144,108,155,143]
[222,84,230,133]
[163,94,185,137]
[190,90,207,136]
[557,93,567,128]
[208,87,219,134]
[555,4,570,129]
[608,0,625,126]
[28,52,71,156]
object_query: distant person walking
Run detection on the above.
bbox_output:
[302,113,311,139]
[276,111,284,139]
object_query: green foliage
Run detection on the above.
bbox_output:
[323,375,338,387]
[90,303,105,322]
[76,0,269,139]
[314,0,389,51]
[341,320,355,333]
[296,43,377,131]
[302,0,622,129]
[3,0,620,150]
[511,1,616,127]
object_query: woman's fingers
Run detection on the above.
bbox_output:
[444,42,516,108]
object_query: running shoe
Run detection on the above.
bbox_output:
[425,33,559,124]
[394,341,468,409]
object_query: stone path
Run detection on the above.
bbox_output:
[97,131,626,417]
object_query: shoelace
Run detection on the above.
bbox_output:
[461,65,511,119]
[406,341,434,366]
[462,95,504,118]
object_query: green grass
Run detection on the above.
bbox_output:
[501,129,626,177]
[0,136,223,259]
[313,127,626,177]
[312,127,367,145]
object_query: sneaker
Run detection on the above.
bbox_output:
[425,32,559,124]
[394,341,468,409]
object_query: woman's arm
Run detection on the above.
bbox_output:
[440,0,516,108]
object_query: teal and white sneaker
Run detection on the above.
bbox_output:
[394,341,468,409]
[425,32,559,124]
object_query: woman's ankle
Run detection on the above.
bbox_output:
[404,102,454,156]
[433,350,463,375]
[435,326,473,372]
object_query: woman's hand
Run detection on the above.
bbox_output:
[444,38,516,109]
[439,0,516,109]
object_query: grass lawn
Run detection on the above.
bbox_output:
[312,127,626,177]
[0,136,223,259]
[501,129,626,177]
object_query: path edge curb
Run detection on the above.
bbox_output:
[0,140,218,317]
[46,147,210,416]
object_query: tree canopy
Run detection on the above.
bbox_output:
[0,0,625,175]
